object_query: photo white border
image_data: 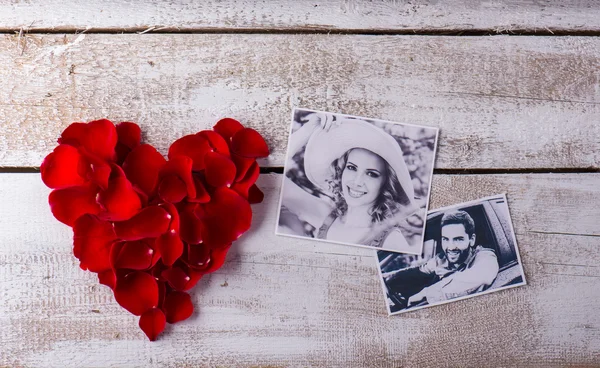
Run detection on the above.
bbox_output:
[274,107,440,256]
[375,193,527,316]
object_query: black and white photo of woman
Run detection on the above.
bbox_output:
[276,109,438,254]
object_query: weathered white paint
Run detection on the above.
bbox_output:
[1,0,599,33]
[1,34,599,169]
[2,173,600,367]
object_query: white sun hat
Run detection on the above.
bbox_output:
[304,118,416,206]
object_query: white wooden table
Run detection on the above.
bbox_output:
[1,2,599,367]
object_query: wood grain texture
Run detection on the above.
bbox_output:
[1,34,599,170]
[1,0,599,33]
[2,173,599,367]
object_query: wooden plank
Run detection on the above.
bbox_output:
[1,172,599,367]
[1,34,599,170]
[1,0,599,33]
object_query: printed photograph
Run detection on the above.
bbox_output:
[275,108,439,254]
[377,194,526,315]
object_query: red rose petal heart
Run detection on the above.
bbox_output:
[42,118,267,341]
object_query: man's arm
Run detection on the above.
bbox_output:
[416,249,499,304]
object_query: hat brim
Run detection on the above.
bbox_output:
[304,119,415,205]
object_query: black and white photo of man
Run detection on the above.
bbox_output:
[378,195,526,314]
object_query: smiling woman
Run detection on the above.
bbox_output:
[276,108,438,254]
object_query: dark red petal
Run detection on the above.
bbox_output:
[168,134,212,171]
[98,269,116,289]
[122,144,167,196]
[86,159,112,190]
[158,175,187,203]
[97,165,142,221]
[116,122,141,149]
[73,215,117,272]
[162,291,193,324]
[188,175,210,204]
[205,245,231,273]
[197,130,230,156]
[248,184,265,204]
[213,118,244,141]
[157,281,167,308]
[231,161,260,200]
[58,122,87,147]
[204,152,236,188]
[48,184,102,226]
[179,204,203,245]
[111,240,156,270]
[185,243,210,269]
[159,156,196,199]
[41,144,87,189]
[156,232,184,266]
[114,271,159,316]
[231,128,269,158]
[139,308,166,341]
[115,122,142,164]
[198,188,252,246]
[185,269,204,290]
[231,153,255,182]
[160,202,180,232]
[82,119,118,161]
[161,267,190,291]
[113,206,171,241]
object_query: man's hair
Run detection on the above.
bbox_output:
[440,210,475,238]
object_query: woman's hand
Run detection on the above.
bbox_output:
[301,112,338,132]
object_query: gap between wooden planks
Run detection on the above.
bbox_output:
[1,0,600,34]
[1,173,599,367]
[1,34,599,170]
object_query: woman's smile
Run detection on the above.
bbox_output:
[341,148,386,208]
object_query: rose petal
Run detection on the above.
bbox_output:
[197,188,252,246]
[62,120,118,162]
[158,174,187,203]
[159,156,196,199]
[116,122,141,150]
[231,161,259,200]
[204,152,236,188]
[97,165,142,221]
[110,240,157,270]
[98,269,116,289]
[204,245,231,273]
[123,144,167,196]
[231,128,269,158]
[197,130,230,156]
[168,134,212,171]
[82,119,118,161]
[162,291,193,324]
[58,122,87,147]
[160,202,180,232]
[185,243,210,269]
[161,267,190,291]
[85,157,112,190]
[188,175,210,204]
[139,308,166,341]
[157,280,167,309]
[41,144,87,189]
[231,153,255,182]
[179,203,203,245]
[73,214,117,272]
[248,184,265,204]
[115,122,142,163]
[114,271,159,316]
[213,118,244,141]
[156,232,184,267]
[48,183,102,226]
[113,206,171,241]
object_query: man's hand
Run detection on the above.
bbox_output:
[407,290,427,306]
